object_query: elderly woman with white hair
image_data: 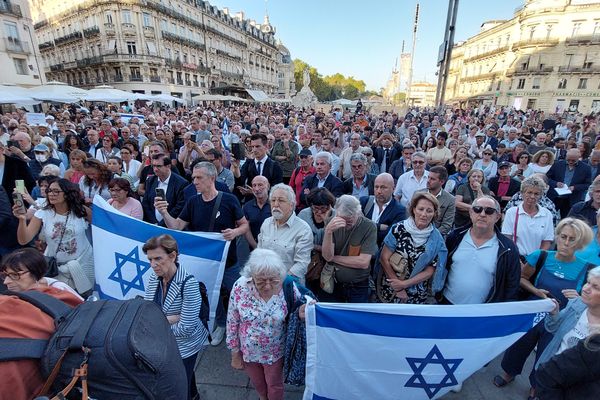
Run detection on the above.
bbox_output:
[226,248,311,400]
[257,183,313,284]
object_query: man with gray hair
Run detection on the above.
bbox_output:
[394,151,429,207]
[257,183,313,284]
[322,195,377,303]
[342,152,376,198]
[300,151,343,207]
[436,195,521,305]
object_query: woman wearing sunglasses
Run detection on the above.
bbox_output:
[494,218,593,399]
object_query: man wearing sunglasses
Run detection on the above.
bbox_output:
[434,195,521,305]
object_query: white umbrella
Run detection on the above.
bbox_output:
[195,93,227,102]
[28,81,88,102]
[151,94,185,104]
[223,95,249,102]
[0,84,39,104]
[84,86,139,103]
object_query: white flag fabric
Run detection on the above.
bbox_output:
[91,196,230,327]
[304,300,554,400]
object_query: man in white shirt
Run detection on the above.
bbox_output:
[258,184,313,284]
[394,151,429,207]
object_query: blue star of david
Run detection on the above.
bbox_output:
[405,345,463,399]
[108,247,151,296]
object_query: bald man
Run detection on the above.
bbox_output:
[547,148,592,217]
[242,175,271,249]
[360,173,406,246]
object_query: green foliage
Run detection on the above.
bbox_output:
[293,58,370,102]
[392,92,407,104]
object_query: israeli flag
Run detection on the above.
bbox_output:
[304,300,554,400]
[91,196,230,327]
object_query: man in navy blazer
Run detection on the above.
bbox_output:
[546,148,592,217]
[300,151,343,207]
[372,133,402,173]
[360,173,406,246]
[142,155,187,224]
[583,150,600,180]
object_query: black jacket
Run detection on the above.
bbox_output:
[372,145,402,173]
[547,160,592,206]
[300,173,344,206]
[536,334,600,400]
[444,224,521,303]
[359,195,406,245]
[0,186,19,252]
[1,155,35,198]
[342,174,376,197]
[236,157,283,189]
[567,199,598,226]
[142,173,188,224]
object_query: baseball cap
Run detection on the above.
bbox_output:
[34,144,49,152]
[299,149,312,157]
[498,161,511,169]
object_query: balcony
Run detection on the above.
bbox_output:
[461,72,497,83]
[565,35,600,45]
[463,45,510,62]
[38,41,54,50]
[508,66,554,76]
[83,26,100,38]
[76,56,105,68]
[4,38,30,54]
[129,75,143,82]
[54,31,83,46]
[104,23,116,36]
[150,76,161,83]
[216,49,242,61]
[49,64,64,72]
[113,75,124,82]
[513,37,559,48]
[161,32,205,51]
[176,79,184,85]
[558,65,600,73]
[102,53,163,65]
[193,81,199,87]
[167,77,175,84]
[121,23,136,37]
[185,80,192,86]
[143,26,155,38]
[0,2,22,18]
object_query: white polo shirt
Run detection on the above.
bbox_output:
[394,170,429,207]
[501,204,554,256]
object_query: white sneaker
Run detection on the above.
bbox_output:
[210,326,225,346]
[450,383,463,393]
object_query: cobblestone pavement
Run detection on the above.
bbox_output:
[196,342,535,400]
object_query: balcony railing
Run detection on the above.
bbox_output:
[4,38,30,54]
[565,35,600,45]
[83,26,100,38]
[176,79,184,85]
[129,75,143,82]
[0,2,22,18]
[38,41,54,50]
[49,64,64,72]
[513,37,559,48]
[463,45,510,62]
[509,66,554,76]
[113,75,124,82]
[161,32,205,51]
[558,65,600,73]
[150,76,161,82]
[54,31,83,46]
[461,72,497,83]
[121,23,136,36]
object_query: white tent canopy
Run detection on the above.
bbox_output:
[331,98,357,106]
[195,93,228,102]
[28,81,88,102]
[0,85,39,104]
[245,89,270,102]
[84,86,140,103]
[151,94,185,104]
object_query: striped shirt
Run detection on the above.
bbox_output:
[145,264,208,358]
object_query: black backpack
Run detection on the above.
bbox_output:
[0,291,187,400]
[181,275,212,341]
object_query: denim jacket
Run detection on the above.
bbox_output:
[411,226,448,282]
[535,297,588,369]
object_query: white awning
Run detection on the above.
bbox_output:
[245,89,270,102]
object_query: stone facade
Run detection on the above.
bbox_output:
[444,0,600,114]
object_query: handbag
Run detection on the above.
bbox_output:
[306,250,325,282]
[45,213,69,278]
[283,309,308,385]
[376,251,408,302]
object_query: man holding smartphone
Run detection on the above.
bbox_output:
[0,141,35,199]
[141,154,187,225]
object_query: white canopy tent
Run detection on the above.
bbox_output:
[27,81,88,103]
[245,89,270,102]
[84,86,140,103]
[194,93,228,102]
[0,85,39,104]
[151,94,185,104]
[331,98,357,106]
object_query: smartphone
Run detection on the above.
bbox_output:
[190,133,197,143]
[231,142,245,160]
[155,188,166,200]
[15,179,25,194]
[6,140,17,148]
[143,146,150,157]
[12,192,26,213]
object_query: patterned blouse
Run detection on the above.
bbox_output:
[226,277,301,364]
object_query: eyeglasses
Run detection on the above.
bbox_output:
[471,206,497,215]
[0,270,28,280]
[46,189,64,195]
[312,206,330,214]
[254,277,281,286]
[412,160,425,165]
[109,187,124,192]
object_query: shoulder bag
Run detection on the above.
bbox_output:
[45,213,69,278]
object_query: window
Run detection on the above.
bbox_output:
[517,79,526,89]
[143,13,152,27]
[558,79,567,89]
[122,10,132,24]
[594,22,600,38]
[4,22,19,41]
[532,78,541,89]
[592,100,600,113]
[568,100,579,112]
[496,81,501,91]
[583,62,593,69]
[578,78,588,89]
[150,68,158,77]
[126,41,137,55]
[572,22,581,37]
[130,67,141,77]
[105,12,113,24]
[546,24,553,39]
[13,58,28,75]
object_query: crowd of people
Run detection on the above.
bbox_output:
[1,102,600,399]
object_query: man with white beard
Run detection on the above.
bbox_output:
[257,183,313,284]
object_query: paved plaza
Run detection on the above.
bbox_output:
[195,342,535,400]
